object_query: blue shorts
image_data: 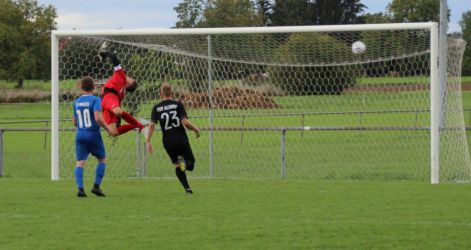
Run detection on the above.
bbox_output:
[75,131,106,161]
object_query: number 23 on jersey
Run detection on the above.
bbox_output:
[161,111,180,130]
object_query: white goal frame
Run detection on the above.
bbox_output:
[50,22,440,183]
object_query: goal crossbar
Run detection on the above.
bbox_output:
[52,23,435,37]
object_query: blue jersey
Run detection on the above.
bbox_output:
[73,94,102,133]
[73,94,106,161]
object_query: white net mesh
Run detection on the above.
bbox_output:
[55,27,471,181]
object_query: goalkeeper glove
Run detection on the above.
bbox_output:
[98,42,120,66]
[99,51,121,67]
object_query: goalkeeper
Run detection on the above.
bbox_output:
[99,47,146,136]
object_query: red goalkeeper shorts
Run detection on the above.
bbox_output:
[101,93,121,125]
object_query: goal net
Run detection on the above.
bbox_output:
[51,23,471,182]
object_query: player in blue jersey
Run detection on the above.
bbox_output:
[73,76,114,197]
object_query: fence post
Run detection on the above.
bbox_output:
[301,114,305,139]
[240,115,245,144]
[415,110,419,127]
[280,128,286,179]
[143,142,147,177]
[136,130,141,177]
[44,121,48,149]
[0,129,3,177]
[359,111,363,127]
[207,35,215,178]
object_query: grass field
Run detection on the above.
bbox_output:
[1,85,471,249]
[1,91,471,180]
[1,179,471,249]
[1,76,471,91]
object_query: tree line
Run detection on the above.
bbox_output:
[0,0,470,89]
[0,0,56,88]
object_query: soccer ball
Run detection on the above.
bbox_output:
[351,41,366,54]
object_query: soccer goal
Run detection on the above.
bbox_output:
[51,23,471,183]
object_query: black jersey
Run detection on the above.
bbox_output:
[151,99,189,147]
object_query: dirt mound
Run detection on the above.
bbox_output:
[179,86,279,109]
[0,89,51,103]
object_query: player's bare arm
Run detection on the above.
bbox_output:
[111,106,124,117]
[106,122,119,137]
[95,111,116,137]
[145,122,156,154]
[182,118,201,138]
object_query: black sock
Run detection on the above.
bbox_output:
[93,183,100,189]
[175,168,190,190]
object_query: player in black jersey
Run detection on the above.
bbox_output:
[145,83,201,194]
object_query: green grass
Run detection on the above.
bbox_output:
[1,76,470,91]
[357,76,471,85]
[0,79,77,90]
[0,178,470,249]
[462,76,471,84]
[357,76,429,85]
[0,103,51,121]
[2,91,471,181]
[1,87,471,249]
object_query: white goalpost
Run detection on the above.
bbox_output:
[51,23,471,183]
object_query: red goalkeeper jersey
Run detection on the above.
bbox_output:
[101,65,126,101]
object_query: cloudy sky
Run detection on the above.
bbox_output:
[38,0,470,32]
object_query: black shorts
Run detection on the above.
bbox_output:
[164,142,195,165]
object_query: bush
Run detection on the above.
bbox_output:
[267,33,358,95]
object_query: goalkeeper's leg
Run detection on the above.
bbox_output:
[111,107,144,133]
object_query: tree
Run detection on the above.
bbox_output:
[387,0,449,23]
[174,0,206,28]
[174,0,264,28]
[202,0,263,27]
[362,12,391,24]
[270,0,365,26]
[268,33,358,95]
[312,0,366,25]
[0,0,56,88]
[460,11,471,75]
[254,0,272,26]
[271,0,313,26]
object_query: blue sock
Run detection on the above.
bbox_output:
[74,167,84,190]
[94,162,106,186]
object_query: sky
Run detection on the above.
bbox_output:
[38,0,470,33]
